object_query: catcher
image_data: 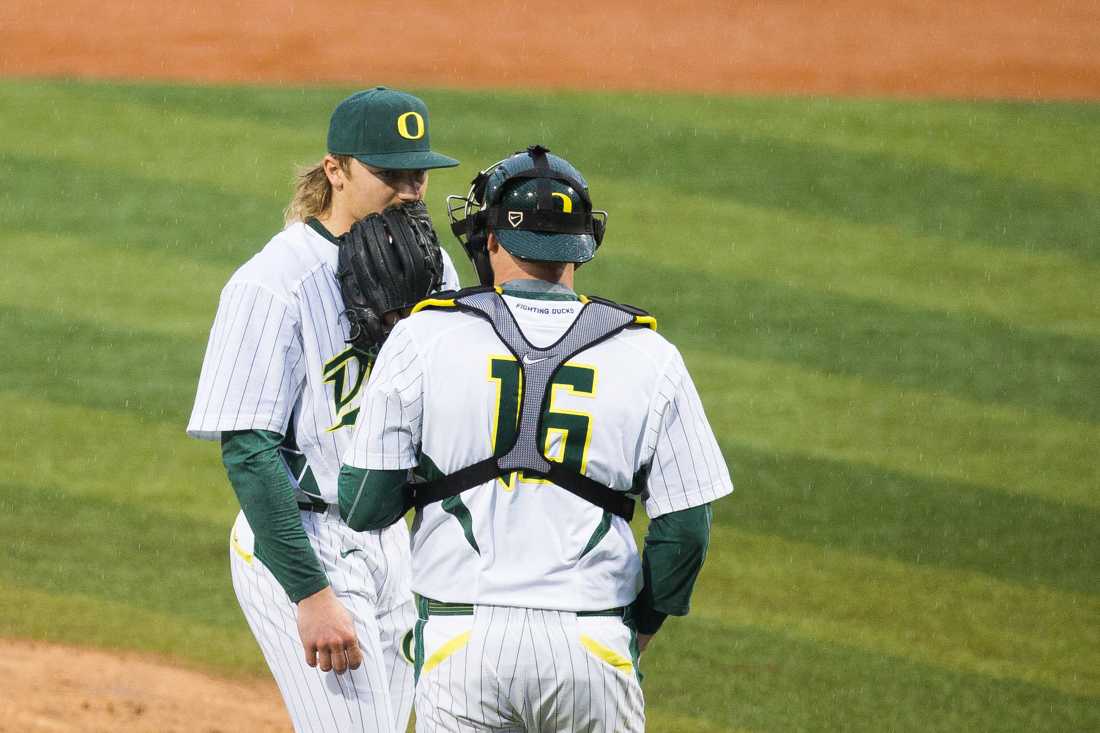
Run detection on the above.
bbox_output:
[338,146,733,731]
[187,88,459,733]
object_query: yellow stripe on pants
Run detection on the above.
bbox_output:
[579,634,634,675]
[421,630,472,677]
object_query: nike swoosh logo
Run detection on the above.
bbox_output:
[339,548,362,559]
[522,354,548,365]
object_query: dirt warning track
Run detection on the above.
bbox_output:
[1,0,1098,99]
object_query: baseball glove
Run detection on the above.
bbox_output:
[336,201,445,357]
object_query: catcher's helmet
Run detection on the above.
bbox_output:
[447,145,607,285]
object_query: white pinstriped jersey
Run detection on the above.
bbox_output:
[344,289,733,611]
[186,219,459,503]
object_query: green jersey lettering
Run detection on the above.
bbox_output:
[323,347,370,432]
[487,355,596,489]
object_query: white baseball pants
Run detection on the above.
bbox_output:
[229,509,416,732]
[413,602,645,732]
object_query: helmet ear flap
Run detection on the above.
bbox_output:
[591,210,607,249]
[463,229,495,286]
[460,206,494,286]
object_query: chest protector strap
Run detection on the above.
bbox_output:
[409,289,646,521]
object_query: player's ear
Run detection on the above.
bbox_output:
[486,230,501,254]
[322,154,349,190]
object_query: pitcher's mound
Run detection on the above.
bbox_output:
[0,639,288,733]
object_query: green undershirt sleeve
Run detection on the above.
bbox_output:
[338,465,410,531]
[221,430,329,603]
[630,504,713,635]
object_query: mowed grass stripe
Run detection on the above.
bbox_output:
[0,304,205,423]
[2,233,230,337]
[0,82,344,199]
[0,148,469,270]
[0,583,260,677]
[0,392,231,521]
[690,352,1099,509]
[0,79,329,130]
[696,134,1100,262]
[696,98,1100,196]
[0,479,240,628]
[0,81,471,234]
[592,186,1100,339]
[696,527,1100,698]
[18,80,1100,196]
[645,616,1100,733]
[717,442,1097,595]
[0,152,283,267]
[644,711,756,733]
[593,256,1100,425]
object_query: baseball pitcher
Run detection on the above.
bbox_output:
[188,87,460,732]
[338,146,733,732]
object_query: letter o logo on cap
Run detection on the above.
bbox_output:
[396,112,425,140]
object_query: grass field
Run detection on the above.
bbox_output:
[1,79,1097,732]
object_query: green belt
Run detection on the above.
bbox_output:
[418,595,623,618]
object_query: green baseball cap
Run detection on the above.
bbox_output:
[327,87,459,170]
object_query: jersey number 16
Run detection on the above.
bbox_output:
[488,355,596,491]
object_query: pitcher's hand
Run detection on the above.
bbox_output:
[297,586,363,674]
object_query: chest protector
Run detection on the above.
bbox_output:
[410,287,656,521]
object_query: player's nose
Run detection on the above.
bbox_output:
[394,171,427,201]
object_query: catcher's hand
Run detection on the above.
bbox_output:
[336,201,445,357]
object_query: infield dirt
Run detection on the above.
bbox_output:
[0,1,1095,731]
[0,638,288,732]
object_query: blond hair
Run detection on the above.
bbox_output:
[283,155,353,225]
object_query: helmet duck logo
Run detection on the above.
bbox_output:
[508,211,524,228]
